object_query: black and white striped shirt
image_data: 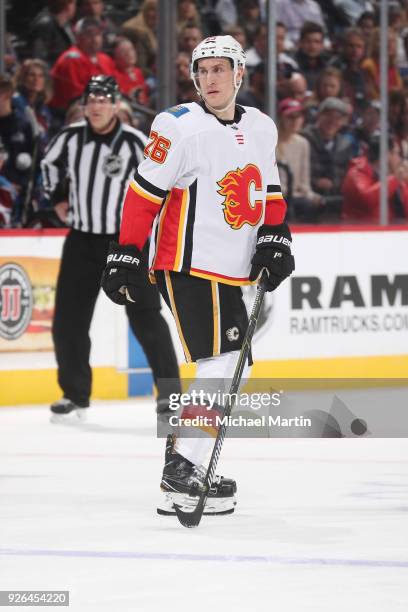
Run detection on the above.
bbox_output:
[41,119,147,234]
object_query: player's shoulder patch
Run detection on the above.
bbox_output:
[164,105,190,118]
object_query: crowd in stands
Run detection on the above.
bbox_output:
[1,0,408,228]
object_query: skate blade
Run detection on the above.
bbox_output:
[49,409,88,424]
[157,491,236,516]
[157,506,235,516]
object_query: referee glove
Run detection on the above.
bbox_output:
[101,241,143,305]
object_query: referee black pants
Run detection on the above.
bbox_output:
[52,229,180,407]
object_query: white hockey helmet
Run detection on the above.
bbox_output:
[190,35,246,79]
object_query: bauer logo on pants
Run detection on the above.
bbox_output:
[0,263,33,340]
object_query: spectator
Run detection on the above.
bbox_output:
[342,135,408,222]
[348,99,380,156]
[356,11,377,46]
[13,59,53,147]
[77,0,119,54]
[113,37,149,106]
[0,138,17,228]
[13,59,54,216]
[214,0,239,31]
[315,66,343,99]
[302,97,353,218]
[276,97,322,221]
[123,0,158,62]
[176,51,198,104]
[177,0,201,33]
[237,0,262,46]
[305,66,344,123]
[120,28,156,78]
[286,72,310,103]
[29,0,76,66]
[388,1,406,66]
[362,27,402,99]
[332,0,374,25]
[245,23,267,69]
[49,17,116,116]
[237,62,265,111]
[178,24,203,54]
[277,21,299,80]
[295,22,329,91]
[277,0,326,46]
[330,27,368,114]
[117,99,136,126]
[0,76,34,224]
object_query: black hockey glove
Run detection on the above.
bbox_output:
[101,241,143,305]
[249,223,295,292]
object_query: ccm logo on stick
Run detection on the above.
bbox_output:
[107,254,140,266]
[257,235,291,248]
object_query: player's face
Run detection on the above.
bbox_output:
[85,93,119,133]
[196,58,242,111]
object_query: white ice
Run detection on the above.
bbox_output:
[0,398,407,612]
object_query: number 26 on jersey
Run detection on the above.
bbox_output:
[144,131,171,164]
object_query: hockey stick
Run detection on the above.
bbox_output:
[174,276,267,528]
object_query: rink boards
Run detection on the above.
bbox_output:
[0,227,407,405]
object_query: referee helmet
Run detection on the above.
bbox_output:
[84,75,120,103]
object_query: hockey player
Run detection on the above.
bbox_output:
[101,36,295,515]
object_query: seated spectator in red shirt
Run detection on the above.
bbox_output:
[77,0,119,54]
[113,37,149,106]
[50,17,115,113]
[342,135,408,223]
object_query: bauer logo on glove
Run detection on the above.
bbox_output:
[249,222,295,292]
[101,241,144,305]
[106,253,140,266]
[256,234,292,248]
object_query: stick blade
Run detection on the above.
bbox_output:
[174,495,206,528]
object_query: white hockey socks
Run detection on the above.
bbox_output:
[174,350,250,466]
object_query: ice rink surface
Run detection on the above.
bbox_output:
[1,398,407,612]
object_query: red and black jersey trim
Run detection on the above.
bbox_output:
[134,169,168,199]
[267,184,282,193]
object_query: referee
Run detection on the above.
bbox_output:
[41,75,181,419]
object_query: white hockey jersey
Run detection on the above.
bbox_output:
[120,102,286,285]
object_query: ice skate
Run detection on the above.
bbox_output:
[157,435,237,516]
[50,398,89,423]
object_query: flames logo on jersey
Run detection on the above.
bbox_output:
[217,164,263,230]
